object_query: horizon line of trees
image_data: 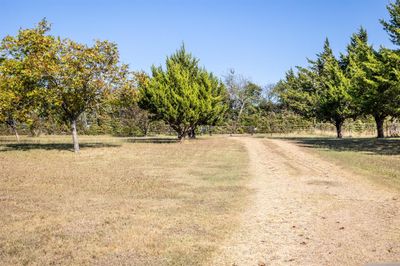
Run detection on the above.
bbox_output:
[1,1,400,152]
[0,19,232,152]
[275,0,400,138]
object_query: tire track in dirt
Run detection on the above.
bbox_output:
[210,137,400,266]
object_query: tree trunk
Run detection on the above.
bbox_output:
[177,129,186,142]
[232,102,246,135]
[71,119,80,152]
[188,127,196,139]
[30,126,41,137]
[6,119,20,142]
[12,125,20,142]
[335,120,344,139]
[375,116,385,138]
[144,120,149,137]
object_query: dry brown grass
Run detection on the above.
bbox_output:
[0,136,250,265]
[212,137,400,265]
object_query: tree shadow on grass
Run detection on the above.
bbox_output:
[283,137,400,156]
[126,137,180,144]
[0,142,120,152]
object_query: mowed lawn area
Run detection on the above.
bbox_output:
[0,136,250,265]
[288,137,400,191]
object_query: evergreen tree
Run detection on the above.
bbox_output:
[277,39,354,138]
[313,39,353,138]
[276,67,318,120]
[139,45,227,140]
[193,71,227,138]
[348,29,400,138]
[381,0,400,45]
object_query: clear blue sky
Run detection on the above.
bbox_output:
[1,0,395,85]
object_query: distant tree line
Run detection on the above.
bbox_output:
[0,20,231,151]
[1,1,400,152]
[275,0,400,138]
[0,19,289,152]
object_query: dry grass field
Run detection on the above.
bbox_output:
[0,136,250,265]
[1,135,399,265]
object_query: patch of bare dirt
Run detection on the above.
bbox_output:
[210,137,400,266]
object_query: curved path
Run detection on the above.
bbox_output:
[210,137,400,266]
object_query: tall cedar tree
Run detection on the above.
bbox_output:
[139,45,227,140]
[276,67,318,119]
[277,39,353,138]
[381,0,400,45]
[312,39,353,138]
[348,29,400,138]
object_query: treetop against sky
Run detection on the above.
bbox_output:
[1,0,395,85]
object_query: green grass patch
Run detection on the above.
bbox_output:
[290,137,400,191]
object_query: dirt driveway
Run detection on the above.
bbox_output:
[210,137,400,266]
